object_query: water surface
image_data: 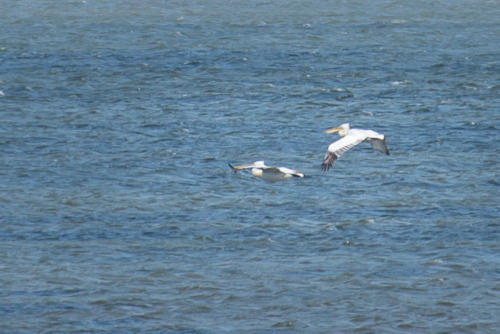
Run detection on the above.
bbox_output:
[1,0,499,332]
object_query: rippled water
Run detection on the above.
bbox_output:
[1,0,499,333]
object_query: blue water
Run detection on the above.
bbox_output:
[1,0,499,332]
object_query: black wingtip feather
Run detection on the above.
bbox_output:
[383,139,390,155]
[321,152,337,172]
[228,163,238,172]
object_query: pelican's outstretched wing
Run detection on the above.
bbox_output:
[228,161,266,171]
[321,135,365,171]
[369,138,390,155]
[276,167,304,178]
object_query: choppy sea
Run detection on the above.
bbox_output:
[1,0,499,333]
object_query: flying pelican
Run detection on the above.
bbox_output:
[322,123,390,171]
[229,161,304,181]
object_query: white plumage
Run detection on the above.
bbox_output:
[322,123,390,171]
[229,161,304,181]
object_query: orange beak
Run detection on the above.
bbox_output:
[324,126,342,134]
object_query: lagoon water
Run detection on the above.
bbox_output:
[1,0,499,332]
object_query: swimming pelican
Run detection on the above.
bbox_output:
[229,161,304,181]
[322,123,390,171]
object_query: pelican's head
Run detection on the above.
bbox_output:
[251,161,266,168]
[325,123,350,137]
